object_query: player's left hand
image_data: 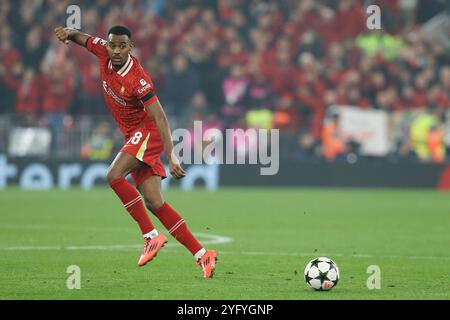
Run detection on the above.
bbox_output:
[169,152,185,180]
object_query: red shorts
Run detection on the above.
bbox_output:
[121,126,167,187]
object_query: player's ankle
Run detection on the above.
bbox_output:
[194,248,207,261]
[143,229,159,240]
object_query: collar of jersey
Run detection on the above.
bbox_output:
[107,54,133,77]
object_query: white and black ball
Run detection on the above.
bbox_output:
[304,257,340,291]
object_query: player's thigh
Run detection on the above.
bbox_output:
[137,175,164,213]
[107,152,141,182]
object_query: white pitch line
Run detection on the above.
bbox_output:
[217,251,450,261]
[2,244,143,251]
[1,244,449,261]
[0,233,233,251]
[0,223,139,233]
[0,229,448,261]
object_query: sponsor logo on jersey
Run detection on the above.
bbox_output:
[103,81,128,106]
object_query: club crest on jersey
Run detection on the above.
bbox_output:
[103,81,128,106]
[120,86,125,94]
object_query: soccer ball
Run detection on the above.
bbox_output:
[304,257,340,291]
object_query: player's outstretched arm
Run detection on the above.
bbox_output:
[54,26,90,47]
[145,100,186,180]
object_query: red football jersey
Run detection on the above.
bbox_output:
[86,36,159,138]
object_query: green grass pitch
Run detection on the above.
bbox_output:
[0,187,449,299]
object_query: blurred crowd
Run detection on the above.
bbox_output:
[1,0,450,162]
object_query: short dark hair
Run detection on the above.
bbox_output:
[108,25,131,39]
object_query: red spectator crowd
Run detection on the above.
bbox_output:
[1,0,449,158]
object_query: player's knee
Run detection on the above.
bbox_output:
[144,197,164,213]
[106,167,122,184]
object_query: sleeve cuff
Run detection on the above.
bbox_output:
[142,95,158,107]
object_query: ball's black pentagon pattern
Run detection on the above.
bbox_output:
[304,257,340,291]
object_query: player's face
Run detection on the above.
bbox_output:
[107,34,132,67]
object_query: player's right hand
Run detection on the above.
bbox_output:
[54,26,69,45]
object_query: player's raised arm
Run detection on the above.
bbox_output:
[54,26,90,47]
[145,99,186,180]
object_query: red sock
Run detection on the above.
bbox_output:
[109,177,154,235]
[153,202,203,256]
